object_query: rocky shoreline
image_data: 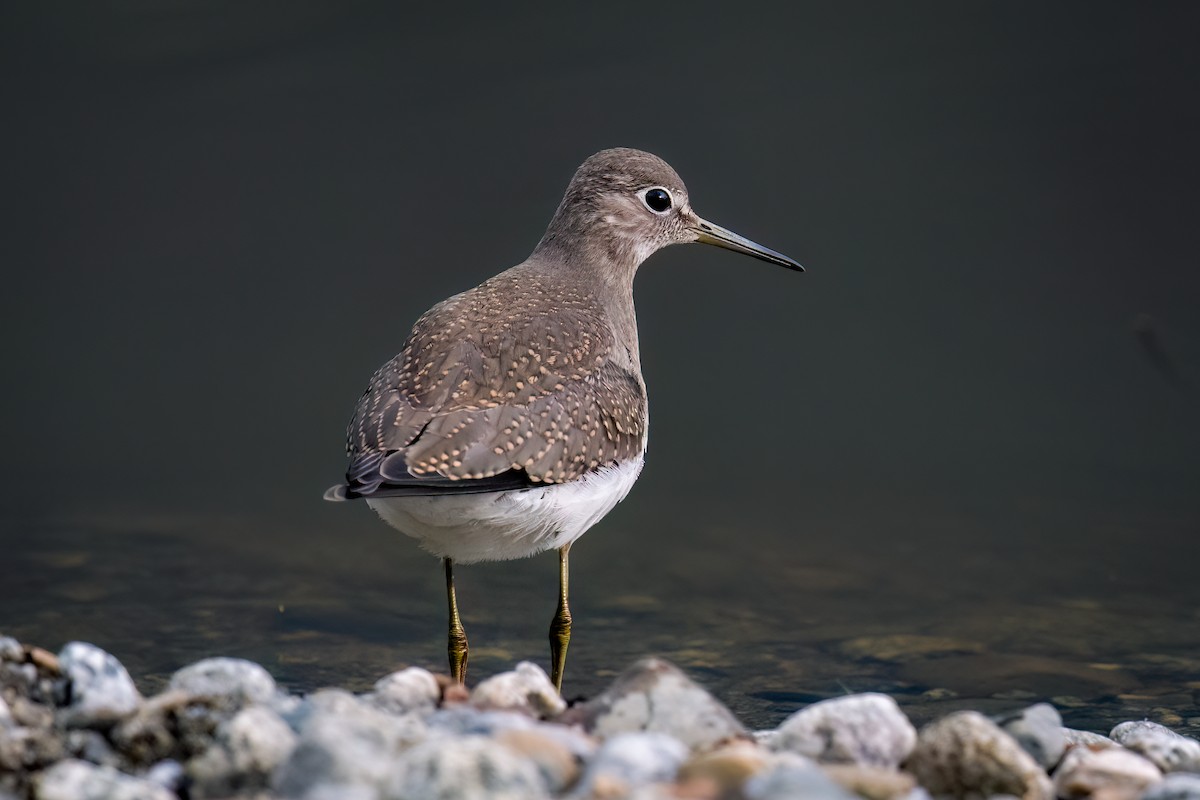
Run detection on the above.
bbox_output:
[2,636,1198,799]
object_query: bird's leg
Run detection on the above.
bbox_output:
[549,544,572,692]
[444,557,468,683]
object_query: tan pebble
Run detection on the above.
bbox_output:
[496,728,579,793]
[678,740,768,793]
[1053,745,1162,799]
[823,764,916,800]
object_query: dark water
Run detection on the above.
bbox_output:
[2,3,1198,732]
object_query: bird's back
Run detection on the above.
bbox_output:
[335,262,648,500]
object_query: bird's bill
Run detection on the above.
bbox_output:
[691,216,804,272]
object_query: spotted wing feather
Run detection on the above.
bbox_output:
[333,270,647,499]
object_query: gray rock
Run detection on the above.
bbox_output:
[108,690,189,767]
[386,734,549,799]
[907,710,1053,800]
[427,706,539,738]
[1063,728,1116,747]
[143,760,184,793]
[272,689,427,798]
[187,705,297,797]
[1112,721,1200,773]
[0,637,22,662]
[168,657,275,708]
[564,657,746,751]
[569,732,688,798]
[0,697,65,773]
[1143,773,1200,800]
[745,759,862,800]
[494,727,582,795]
[1053,743,1162,798]
[34,759,174,800]
[471,661,566,718]
[993,703,1066,769]
[110,689,221,765]
[0,696,10,726]
[771,692,917,768]
[64,729,121,768]
[57,642,141,727]
[368,666,440,716]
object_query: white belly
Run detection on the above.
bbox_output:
[366,457,644,564]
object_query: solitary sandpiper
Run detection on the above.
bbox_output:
[326,148,802,691]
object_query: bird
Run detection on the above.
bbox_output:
[325,148,802,691]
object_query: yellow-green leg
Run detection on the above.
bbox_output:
[444,557,468,683]
[549,544,572,692]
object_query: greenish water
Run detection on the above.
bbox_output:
[4,486,1196,733]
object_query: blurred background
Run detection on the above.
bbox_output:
[1,2,1197,730]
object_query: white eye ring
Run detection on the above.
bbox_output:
[639,187,673,215]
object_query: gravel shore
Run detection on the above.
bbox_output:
[2,635,1198,799]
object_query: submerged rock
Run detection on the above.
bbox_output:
[771,692,917,768]
[1110,720,1200,773]
[564,657,746,751]
[57,643,140,728]
[993,703,1066,769]
[906,710,1053,800]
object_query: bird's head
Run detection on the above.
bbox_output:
[536,147,803,277]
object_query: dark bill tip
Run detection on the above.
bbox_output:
[692,217,804,272]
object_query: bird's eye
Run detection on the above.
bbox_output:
[642,187,673,214]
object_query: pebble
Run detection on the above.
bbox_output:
[186,705,297,797]
[34,759,175,800]
[676,740,771,797]
[1064,728,1117,747]
[906,710,1054,800]
[822,763,919,800]
[1110,721,1200,773]
[564,657,746,751]
[109,690,199,765]
[271,689,426,798]
[167,658,276,708]
[993,703,1066,769]
[569,731,687,798]
[56,642,141,727]
[0,637,22,662]
[143,760,185,794]
[1052,744,1162,799]
[494,727,581,795]
[471,661,566,718]
[1143,773,1200,800]
[386,734,549,799]
[770,692,917,768]
[366,665,440,716]
[744,759,862,800]
[6,635,1200,800]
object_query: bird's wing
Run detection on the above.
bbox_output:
[329,278,646,500]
